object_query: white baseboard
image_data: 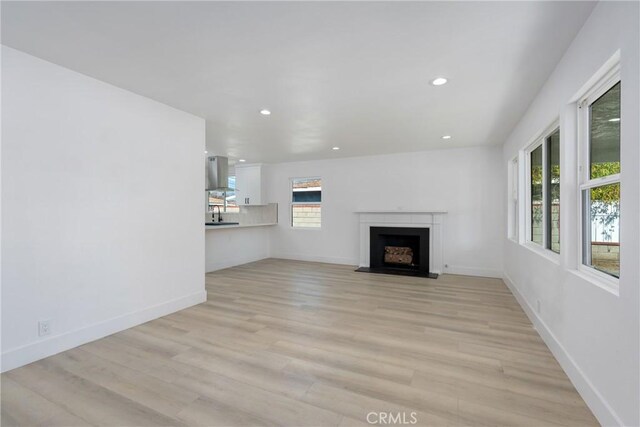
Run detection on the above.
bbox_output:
[502,273,622,427]
[271,252,358,267]
[1,290,206,373]
[444,264,503,278]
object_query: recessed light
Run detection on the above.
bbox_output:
[442,135,452,140]
[260,109,271,116]
[204,150,208,154]
[332,147,340,150]
[431,77,448,86]
[609,118,620,122]
[238,159,246,162]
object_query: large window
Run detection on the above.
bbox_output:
[527,126,560,253]
[208,176,239,213]
[291,177,321,228]
[530,145,543,245]
[546,130,561,253]
[580,79,620,279]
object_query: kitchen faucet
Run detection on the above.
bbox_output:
[212,205,223,223]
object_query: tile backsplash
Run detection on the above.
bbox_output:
[205,203,277,225]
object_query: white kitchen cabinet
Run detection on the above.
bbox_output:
[235,164,265,205]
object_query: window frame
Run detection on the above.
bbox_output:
[577,67,621,288]
[507,156,520,242]
[524,120,560,260]
[290,176,322,230]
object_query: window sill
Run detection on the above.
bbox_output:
[522,242,561,265]
[291,227,322,231]
[569,267,619,296]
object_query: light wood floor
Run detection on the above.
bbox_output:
[1,259,598,427]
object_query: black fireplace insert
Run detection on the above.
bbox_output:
[356,226,437,278]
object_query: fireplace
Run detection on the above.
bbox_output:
[357,226,436,278]
[356,210,445,277]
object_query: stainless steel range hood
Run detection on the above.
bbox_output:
[206,156,231,191]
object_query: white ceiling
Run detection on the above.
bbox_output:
[2,1,596,164]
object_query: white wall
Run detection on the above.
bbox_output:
[205,227,271,273]
[265,146,504,278]
[1,47,206,371]
[501,3,639,426]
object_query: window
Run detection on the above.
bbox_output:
[580,79,620,279]
[546,130,561,253]
[291,177,321,228]
[530,145,543,245]
[208,176,239,213]
[508,157,519,241]
[526,126,561,253]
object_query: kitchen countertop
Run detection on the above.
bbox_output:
[354,210,447,214]
[205,222,277,230]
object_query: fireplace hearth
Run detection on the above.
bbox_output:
[356,226,437,278]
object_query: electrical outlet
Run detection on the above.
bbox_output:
[38,320,51,337]
[536,299,541,314]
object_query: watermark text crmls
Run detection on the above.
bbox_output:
[366,411,418,425]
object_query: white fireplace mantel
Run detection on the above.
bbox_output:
[356,211,446,275]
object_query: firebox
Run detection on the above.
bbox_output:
[359,226,436,278]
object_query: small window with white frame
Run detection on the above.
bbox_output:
[508,156,519,241]
[291,177,321,228]
[578,71,620,279]
[207,176,239,213]
[525,124,561,253]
